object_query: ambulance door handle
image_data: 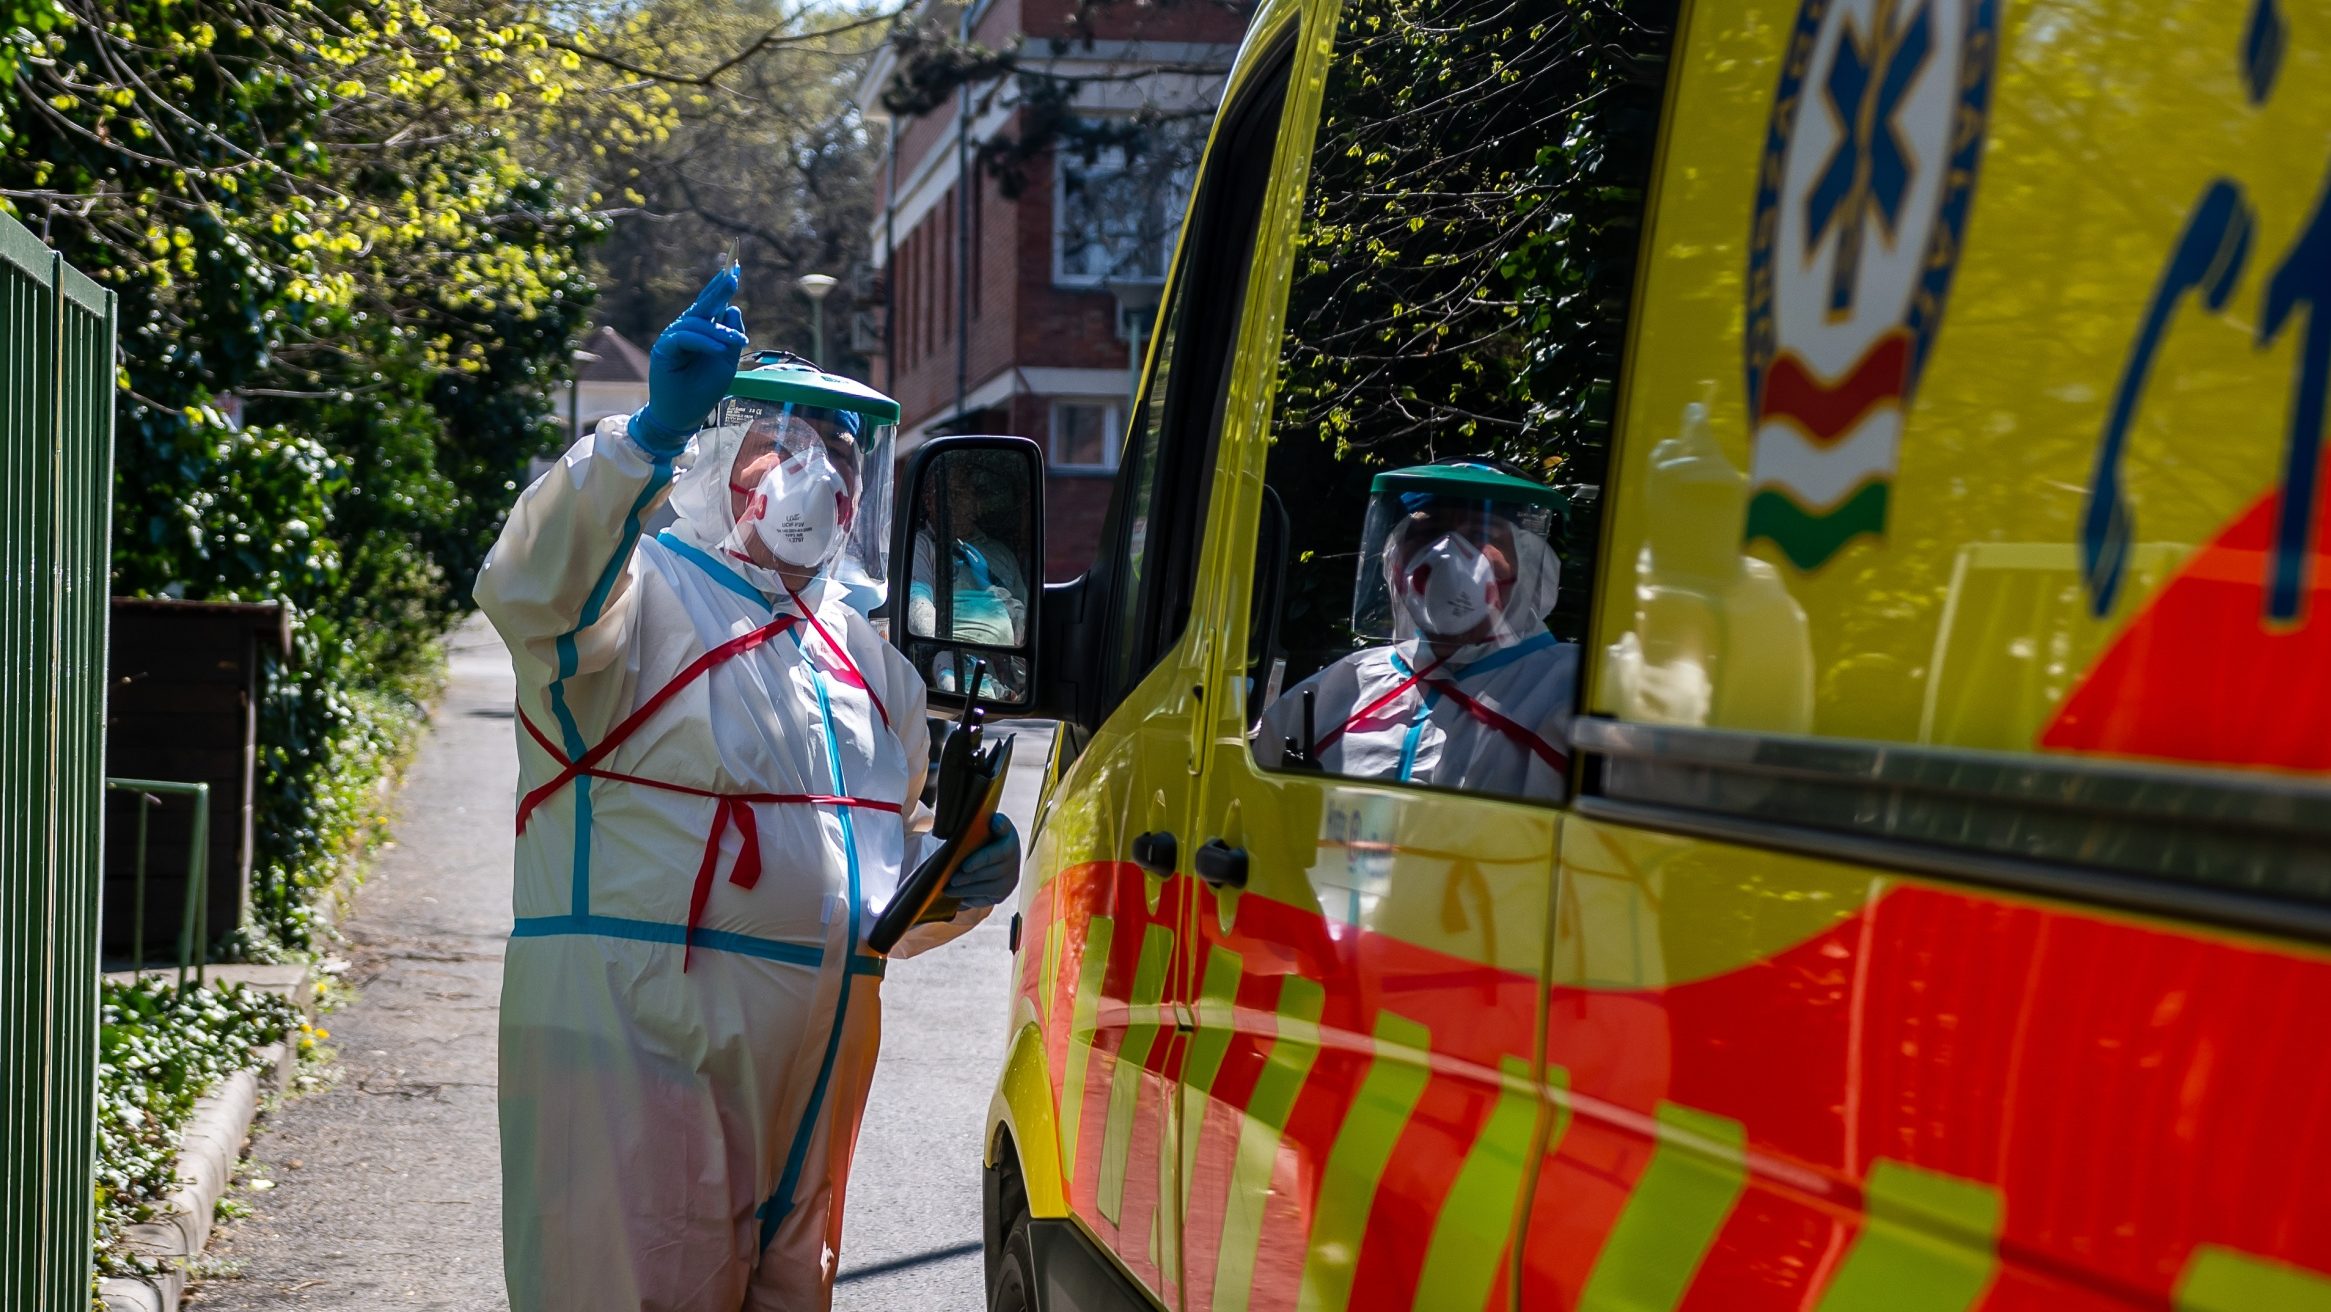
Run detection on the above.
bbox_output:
[1132,830,1178,876]
[1194,839,1248,890]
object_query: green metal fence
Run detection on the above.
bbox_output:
[103,778,212,992]
[0,210,117,1309]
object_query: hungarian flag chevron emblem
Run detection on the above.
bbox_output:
[1742,0,2001,571]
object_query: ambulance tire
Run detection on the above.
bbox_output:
[989,1214,1157,1312]
[988,1219,1037,1312]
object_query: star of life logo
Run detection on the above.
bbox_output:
[1743,0,2001,571]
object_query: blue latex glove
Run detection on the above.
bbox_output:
[954,541,994,589]
[944,814,1021,909]
[629,264,749,456]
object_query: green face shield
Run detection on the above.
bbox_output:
[1353,461,1566,646]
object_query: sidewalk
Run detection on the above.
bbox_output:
[196,615,1034,1309]
[195,617,516,1308]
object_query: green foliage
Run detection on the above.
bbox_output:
[541,0,888,372]
[1499,0,1672,497]
[244,682,429,954]
[2,0,603,948]
[0,1,64,141]
[92,979,304,1281]
[1275,0,1672,460]
[1263,0,1674,663]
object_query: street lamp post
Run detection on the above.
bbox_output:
[798,273,838,365]
[568,347,599,444]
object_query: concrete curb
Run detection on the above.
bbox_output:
[98,1037,297,1312]
[97,693,417,1310]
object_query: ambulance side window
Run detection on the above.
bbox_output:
[1245,0,1654,805]
[1090,48,1293,719]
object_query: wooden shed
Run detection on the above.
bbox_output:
[103,598,293,959]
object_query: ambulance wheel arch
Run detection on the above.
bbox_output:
[988,1020,1067,1215]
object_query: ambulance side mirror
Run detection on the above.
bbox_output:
[892,435,1045,716]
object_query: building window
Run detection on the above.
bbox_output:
[1054,123,1203,288]
[924,220,937,362]
[1050,398,1125,471]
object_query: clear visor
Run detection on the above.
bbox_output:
[1351,492,1559,647]
[665,398,897,606]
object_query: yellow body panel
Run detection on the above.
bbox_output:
[988,3,2331,1312]
[991,1013,1071,1219]
[1593,0,2331,768]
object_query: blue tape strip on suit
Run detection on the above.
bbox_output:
[509,915,884,975]
[757,667,868,1256]
[640,526,887,1252]
[656,529,770,608]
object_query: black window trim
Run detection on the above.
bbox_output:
[1575,715,2331,944]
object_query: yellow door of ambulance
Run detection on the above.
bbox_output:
[1016,26,1308,1305]
[1527,0,2331,1307]
[1165,0,1579,1305]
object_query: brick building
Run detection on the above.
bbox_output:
[854,0,1249,578]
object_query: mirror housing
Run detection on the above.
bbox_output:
[890,435,1047,716]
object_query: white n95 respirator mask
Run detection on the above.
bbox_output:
[1402,533,1505,637]
[740,446,852,569]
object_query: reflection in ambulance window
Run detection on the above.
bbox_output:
[1601,401,1815,734]
[1253,461,1579,803]
[1238,0,1664,805]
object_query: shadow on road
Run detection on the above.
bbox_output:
[837,1239,985,1285]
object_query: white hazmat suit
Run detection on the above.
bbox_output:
[1258,472,1577,801]
[476,412,983,1311]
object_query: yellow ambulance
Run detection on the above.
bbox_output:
[888,0,2331,1307]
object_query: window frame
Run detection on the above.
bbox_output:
[1048,397,1126,473]
[1231,0,1633,811]
[1050,129,1194,290]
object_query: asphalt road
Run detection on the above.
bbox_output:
[194,614,1038,1309]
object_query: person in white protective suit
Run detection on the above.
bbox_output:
[1256,458,1578,801]
[474,266,1021,1312]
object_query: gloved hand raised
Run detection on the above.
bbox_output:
[629,264,750,456]
[944,814,1021,909]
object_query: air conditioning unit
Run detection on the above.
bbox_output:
[851,311,886,354]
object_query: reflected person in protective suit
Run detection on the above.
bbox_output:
[1259,458,1579,802]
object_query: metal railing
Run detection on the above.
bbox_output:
[104,779,212,993]
[0,209,118,1309]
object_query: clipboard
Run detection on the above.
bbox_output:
[867,662,1015,955]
